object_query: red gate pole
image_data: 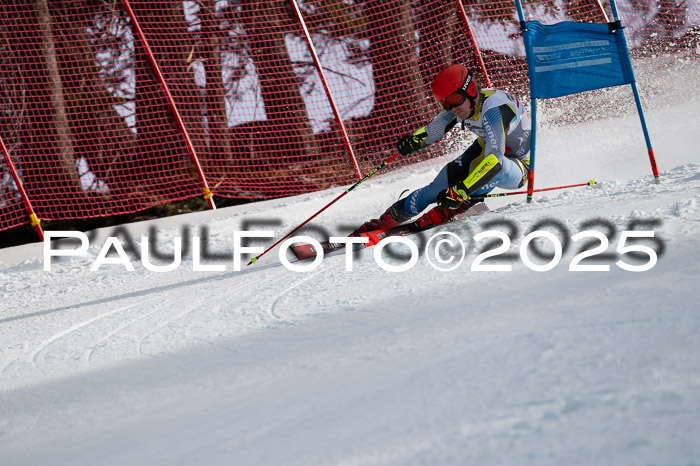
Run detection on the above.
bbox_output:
[592,0,611,22]
[454,0,492,87]
[122,0,216,210]
[287,0,363,180]
[0,137,44,241]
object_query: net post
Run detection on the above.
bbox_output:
[287,0,362,180]
[592,0,611,22]
[121,0,216,209]
[454,0,492,88]
[0,136,44,241]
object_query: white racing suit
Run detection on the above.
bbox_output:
[402,89,531,216]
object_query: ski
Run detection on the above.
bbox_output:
[290,202,489,261]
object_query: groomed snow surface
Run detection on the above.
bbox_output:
[2,85,700,464]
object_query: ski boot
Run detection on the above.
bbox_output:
[351,199,412,236]
[413,198,482,229]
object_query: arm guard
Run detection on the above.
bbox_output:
[451,153,502,199]
[482,106,507,165]
[418,110,459,146]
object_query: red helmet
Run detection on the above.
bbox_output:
[432,64,478,107]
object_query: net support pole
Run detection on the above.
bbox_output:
[593,0,610,22]
[454,0,492,87]
[0,137,44,241]
[287,0,363,180]
[610,0,660,183]
[122,0,217,208]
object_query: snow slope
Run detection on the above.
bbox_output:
[2,74,700,464]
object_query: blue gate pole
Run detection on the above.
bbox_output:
[527,98,537,203]
[513,0,537,202]
[610,0,660,183]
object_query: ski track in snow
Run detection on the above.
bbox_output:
[268,264,338,321]
[30,299,157,371]
[85,300,172,365]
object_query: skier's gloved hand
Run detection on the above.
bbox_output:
[436,186,468,209]
[396,131,427,155]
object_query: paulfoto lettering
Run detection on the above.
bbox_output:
[43,223,662,274]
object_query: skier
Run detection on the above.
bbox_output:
[353,64,531,234]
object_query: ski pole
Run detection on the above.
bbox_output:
[248,152,403,265]
[471,180,596,199]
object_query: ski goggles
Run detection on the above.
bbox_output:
[439,91,468,110]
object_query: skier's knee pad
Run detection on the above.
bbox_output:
[514,158,527,188]
[497,157,527,190]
